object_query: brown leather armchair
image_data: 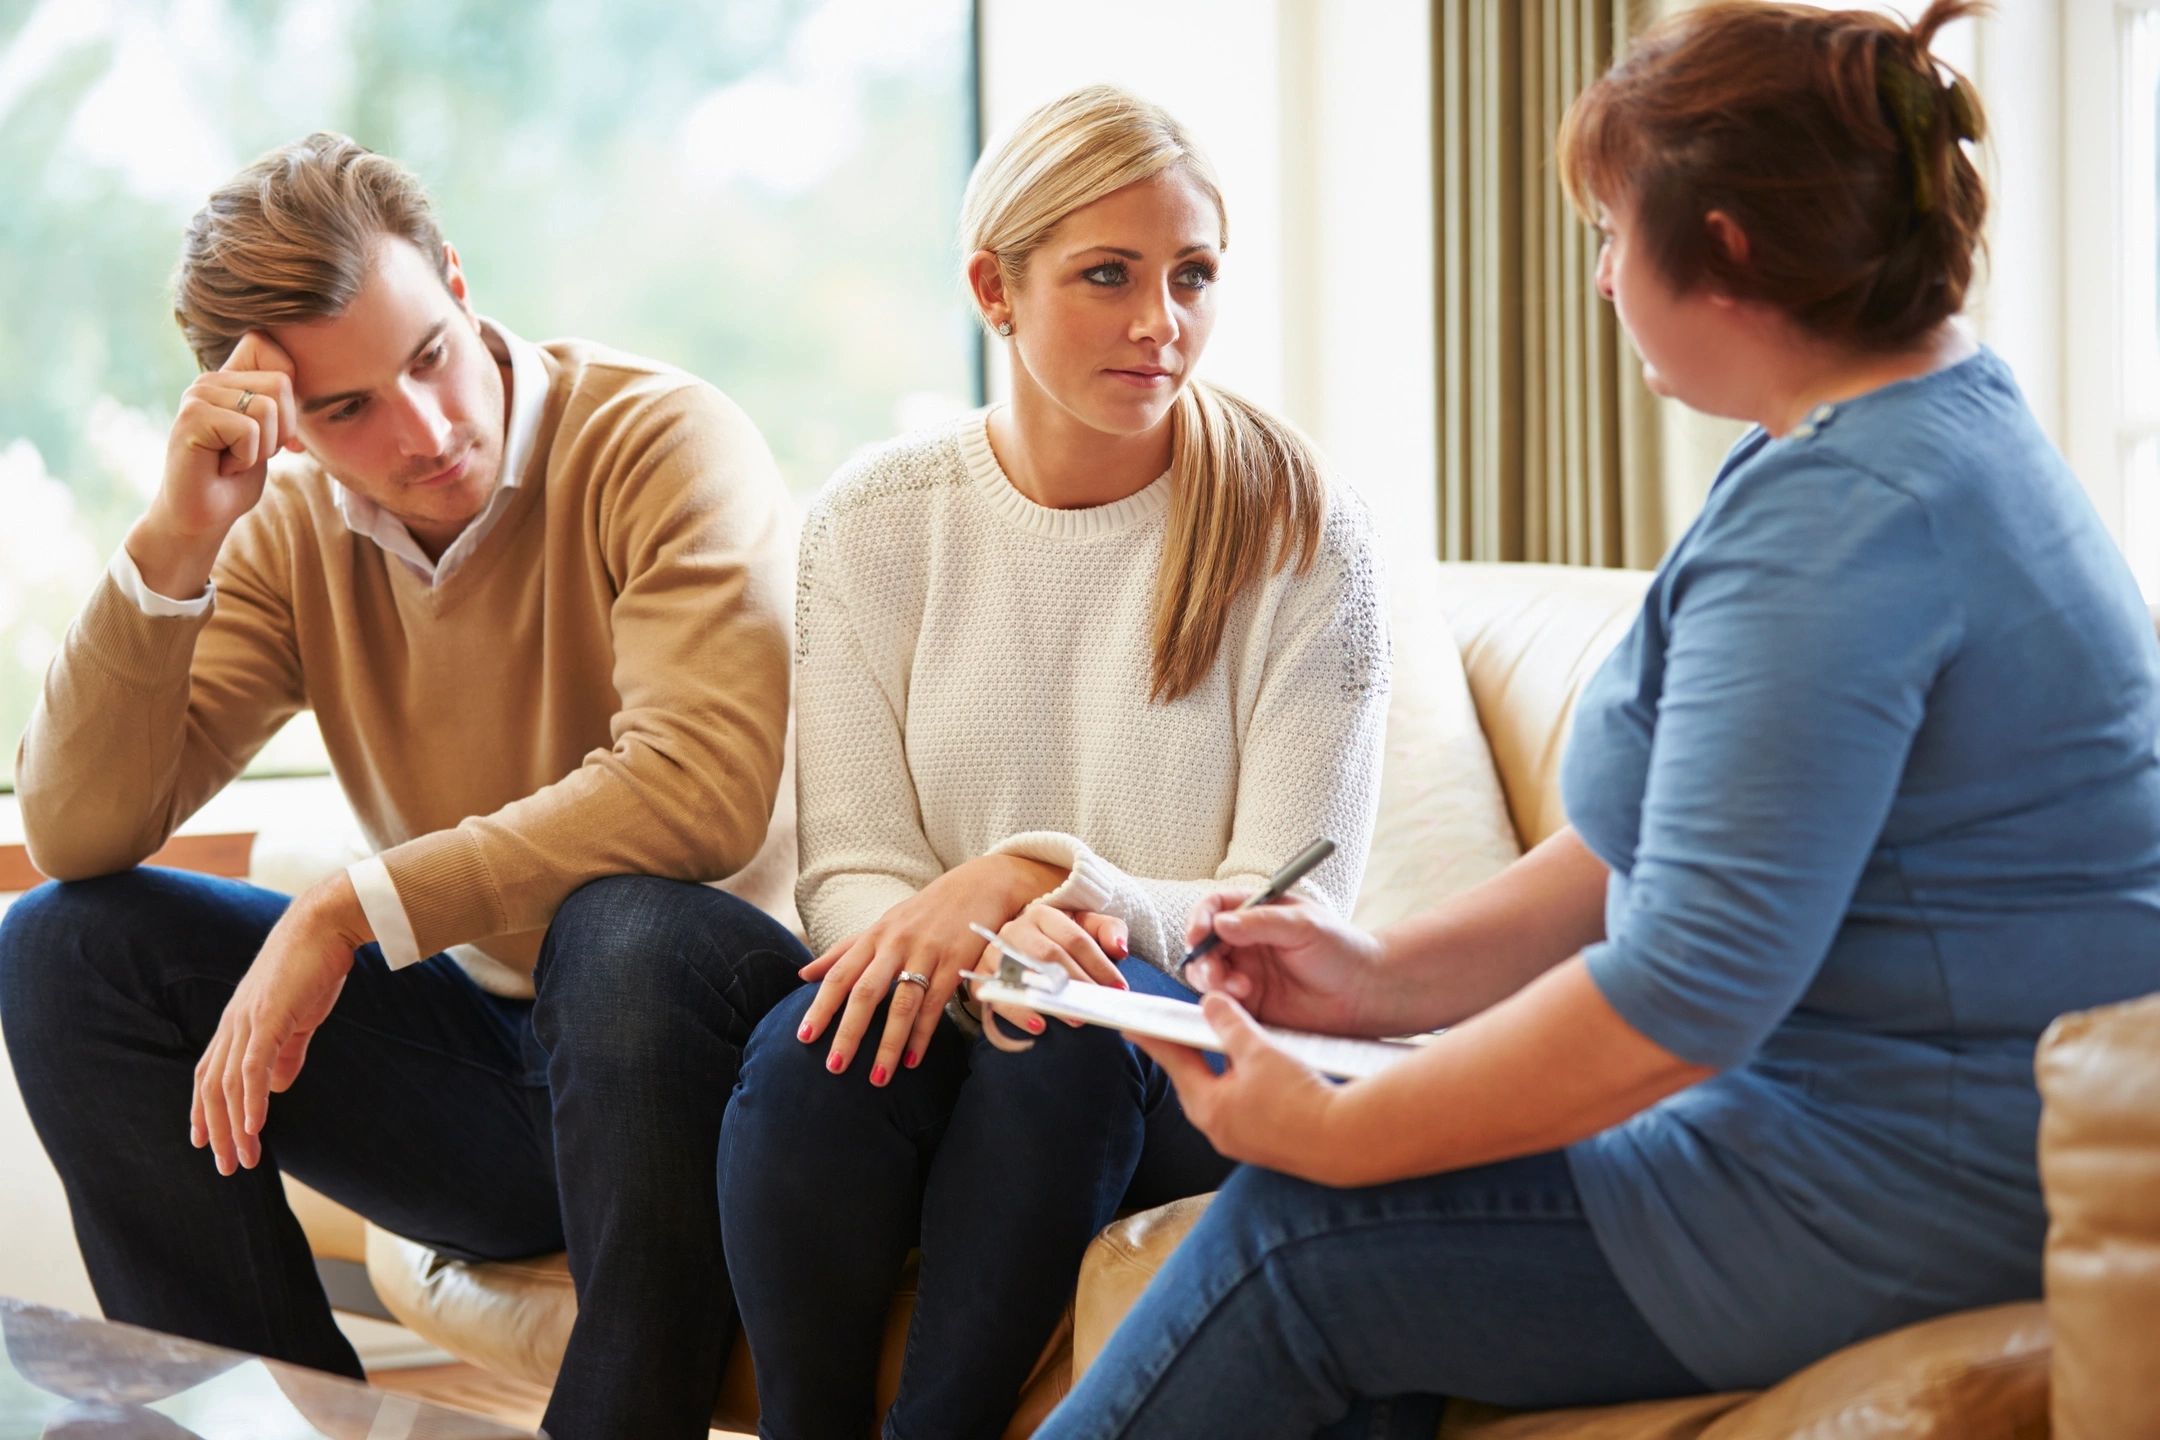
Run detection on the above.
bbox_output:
[294,561,2160,1437]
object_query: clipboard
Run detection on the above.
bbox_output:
[964,924,1434,1081]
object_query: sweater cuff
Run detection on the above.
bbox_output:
[75,570,213,687]
[378,828,507,962]
[347,857,424,969]
[109,546,215,617]
[988,831,1118,915]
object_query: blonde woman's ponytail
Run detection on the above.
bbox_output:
[1151,381,1326,702]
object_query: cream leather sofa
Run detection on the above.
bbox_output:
[292,560,2160,1437]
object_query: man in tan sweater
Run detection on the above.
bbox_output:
[0,134,807,1440]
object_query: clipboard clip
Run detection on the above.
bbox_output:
[961,923,1065,1054]
[963,922,1069,994]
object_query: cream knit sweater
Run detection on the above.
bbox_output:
[794,411,1390,967]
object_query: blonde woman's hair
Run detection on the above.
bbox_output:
[173,132,449,371]
[961,85,1328,704]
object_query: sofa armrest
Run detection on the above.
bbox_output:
[2038,990,2160,1440]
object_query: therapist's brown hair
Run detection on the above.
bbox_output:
[1558,0,1989,350]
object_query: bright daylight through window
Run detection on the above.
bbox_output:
[0,0,978,790]
[2124,2,2160,598]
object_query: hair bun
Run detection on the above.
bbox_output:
[1945,76,1984,143]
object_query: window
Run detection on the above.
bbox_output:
[2067,0,2160,598]
[0,0,979,790]
[2119,2,2160,597]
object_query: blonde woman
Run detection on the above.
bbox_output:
[716,86,1389,1439]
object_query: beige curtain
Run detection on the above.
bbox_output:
[1434,0,1664,568]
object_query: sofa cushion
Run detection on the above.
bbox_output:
[1071,1193,1215,1377]
[283,1178,367,1267]
[1354,560,1522,932]
[1429,563,1649,849]
[2039,989,2160,1440]
[365,1224,1066,1436]
[1444,1305,2046,1439]
[1690,1302,2047,1440]
[1439,1395,1745,1439]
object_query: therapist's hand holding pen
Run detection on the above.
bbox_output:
[1180,841,1392,1038]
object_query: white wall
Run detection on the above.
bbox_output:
[1278,1,1439,568]
[977,0,1288,409]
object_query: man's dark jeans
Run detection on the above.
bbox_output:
[0,866,808,1440]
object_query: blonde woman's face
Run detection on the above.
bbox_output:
[1004,169,1222,437]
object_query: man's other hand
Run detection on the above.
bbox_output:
[190,871,370,1175]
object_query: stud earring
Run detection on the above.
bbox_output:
[995,320,1013,336]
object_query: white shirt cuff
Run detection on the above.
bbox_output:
[108,546,214,618]
[347,857,425,969]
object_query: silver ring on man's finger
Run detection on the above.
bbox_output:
[895,970,932,993]
[233,390,256,416]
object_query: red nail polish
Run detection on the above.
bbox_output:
[1029,1017,1045,1034]
[798,1022,814,1042]
[904,1050,917,1068]
[827,1051,846,1073]
[871,1064,888,1086]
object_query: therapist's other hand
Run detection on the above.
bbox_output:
[1183,892,1384,1035]
[190,873,367,1175]
[1133,993,1349,1182]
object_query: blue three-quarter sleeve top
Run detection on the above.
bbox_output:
[1559,348,2160,1390]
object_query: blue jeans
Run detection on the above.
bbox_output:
[717,955,1233,1440]
[0,867,808,1440]
[1034,1150,1705,1440]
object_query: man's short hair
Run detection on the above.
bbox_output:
[173,132,449,371]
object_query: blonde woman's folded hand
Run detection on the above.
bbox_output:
[968,902,1131,1033]
[794,853,1064,1087]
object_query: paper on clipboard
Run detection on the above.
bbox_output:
[969,977,1435,1081]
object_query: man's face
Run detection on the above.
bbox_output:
[274,238,507,556]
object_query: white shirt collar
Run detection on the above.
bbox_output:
[332,316,546,586]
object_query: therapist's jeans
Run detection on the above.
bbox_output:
[719,954,1234,1440]
[1034,1149,1704,1440]
[0,867,808,1440]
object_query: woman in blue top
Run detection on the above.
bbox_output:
[1035,3,2160,1437]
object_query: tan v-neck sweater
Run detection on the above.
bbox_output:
[15,339,796,984]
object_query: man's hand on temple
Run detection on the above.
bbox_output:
[189,871,372,1175]
[127,330,303,600]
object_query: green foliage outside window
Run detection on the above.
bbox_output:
[0,0,978,789]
